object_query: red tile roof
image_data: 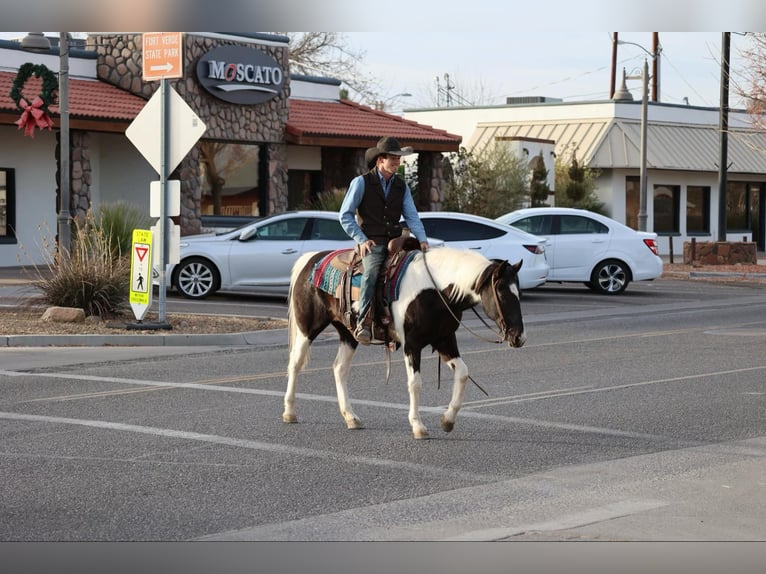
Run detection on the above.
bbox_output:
[1,71,461,151]
[287,99,461,151]
[0,71,147,123]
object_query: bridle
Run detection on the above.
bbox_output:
[422,253,512,345]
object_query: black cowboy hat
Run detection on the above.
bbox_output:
[365,136,414,169]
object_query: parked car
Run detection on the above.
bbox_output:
[495,207,663,294]
[168,211,355,299]
[168,210,444,299]
[416,211,549,291]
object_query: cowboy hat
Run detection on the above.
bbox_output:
[365,136,414,169]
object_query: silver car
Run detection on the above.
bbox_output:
[168,210,443,299]
[168,211,355,299]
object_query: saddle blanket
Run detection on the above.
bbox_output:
[310,248,420,303]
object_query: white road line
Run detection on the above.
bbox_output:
[0,411,498,483]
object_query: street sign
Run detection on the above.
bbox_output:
[150,180,180,217]
[126,85,206,175]
[129,229,153,320]
[142,32,183,81]
[151,219,180,266]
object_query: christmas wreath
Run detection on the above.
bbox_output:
[10,62,57,138]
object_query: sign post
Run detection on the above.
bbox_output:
[126,32,205,326]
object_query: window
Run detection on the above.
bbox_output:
[558,215,608,234]
[310,218,348,241]
[653,185,680,234]
[726,182,748,231]
[512,214,553,235]
[0,168,15,243]
[686,186,710,234]
[421,218,504,241]
[255,217,308,240]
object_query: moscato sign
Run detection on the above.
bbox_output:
[196,45,284,105]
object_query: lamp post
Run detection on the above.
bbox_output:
[58,32,71,255]
[617,40,657,232]
[374,92,412,112]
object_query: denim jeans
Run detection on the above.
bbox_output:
[358,244,388,322]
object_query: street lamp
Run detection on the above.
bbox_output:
[374,92,411,112]
[616,40,657,232]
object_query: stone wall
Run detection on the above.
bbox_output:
[683,240,757,265]
[90,33,290,234]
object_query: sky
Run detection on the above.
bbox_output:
[343,32,753,112]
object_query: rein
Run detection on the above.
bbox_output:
[421,253,507,345]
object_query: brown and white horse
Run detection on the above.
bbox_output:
[282,246,526,439]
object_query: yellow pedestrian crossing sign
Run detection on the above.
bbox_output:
[130,229,153,320]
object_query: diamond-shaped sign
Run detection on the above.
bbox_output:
[126,85,206,175]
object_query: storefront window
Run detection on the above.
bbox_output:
[726,182,748,230]
[0,168,14,242]
[653,185,680,234]
[686,186,710,234]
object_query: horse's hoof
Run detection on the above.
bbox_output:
[346,418,364,430]
[440,416,455,433]
[413,429,430,440]
[282,413,298,423]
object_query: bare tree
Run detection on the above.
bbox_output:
[734,33,766,130]
[284,32,377,103]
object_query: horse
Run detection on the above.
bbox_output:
[282,245,526,439]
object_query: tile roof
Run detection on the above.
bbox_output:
[287,99,461,151]
[0,71,147,123]
[1,71,461,151]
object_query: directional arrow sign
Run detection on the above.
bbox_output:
[126,85,206,176]
[142,32,183,81]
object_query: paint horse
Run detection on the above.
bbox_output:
[283,246,526,439]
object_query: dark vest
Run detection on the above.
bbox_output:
[357,170,406,244]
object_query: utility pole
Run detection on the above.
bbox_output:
[717,32,731,241]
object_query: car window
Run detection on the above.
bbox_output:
[558,215,608,235]
[422,218,504,241]
[513,215,553,235]
[255,217,308,240]
[310,218,349,241]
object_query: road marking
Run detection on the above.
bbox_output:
[0,411,499,483]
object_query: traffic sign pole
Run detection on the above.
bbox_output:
[158,78,170,324]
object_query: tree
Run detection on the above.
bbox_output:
[733,33,766,131]
[554,150,606,214]
[529,152,551,207]
[199,142,259,214]
[284,32,377,103]
[443,145,528,218]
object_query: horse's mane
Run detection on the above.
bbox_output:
[418,247,492,302]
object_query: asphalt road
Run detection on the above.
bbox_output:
[1,277,765,545]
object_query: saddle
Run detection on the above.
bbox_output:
[319,235,422,344]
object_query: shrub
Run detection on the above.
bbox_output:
[31,211,131,318]
[307,187,347,211]
[93,201,153,257]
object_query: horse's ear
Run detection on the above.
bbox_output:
[492,259,510,280]
[511,259,523,273]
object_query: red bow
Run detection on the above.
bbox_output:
[14,96,54,138]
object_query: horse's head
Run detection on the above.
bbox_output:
[474,259,526,348]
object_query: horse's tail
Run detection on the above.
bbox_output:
[287,252,317,360]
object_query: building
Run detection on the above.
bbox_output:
[0,33,461,267]
[405,99,766,255]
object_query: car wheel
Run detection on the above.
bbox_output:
[590,259,630,294]
[174,257,220,299]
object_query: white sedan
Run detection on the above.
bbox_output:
[496,207,663,294]
[417,211,549,291]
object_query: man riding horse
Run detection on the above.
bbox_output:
[339,137,430,344]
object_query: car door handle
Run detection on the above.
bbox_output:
[281,248,298,254]
[469,246,482,250]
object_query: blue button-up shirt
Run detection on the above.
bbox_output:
[339,170,427,245]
